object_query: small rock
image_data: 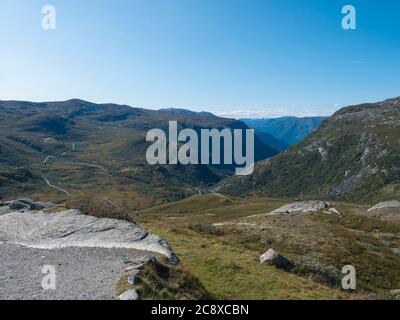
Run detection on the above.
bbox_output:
[328,208,341,215]
[0,201,10,207]
[124,266,135,272]
[127,276,140,285]
[9,199,52,211]
[390,289,400,300]
[118,289,139,300]
[9,200,29,210]
[392,248,400,256]
[30,201,51,211]
[260,248,294,271]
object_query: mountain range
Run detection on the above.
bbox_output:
[0,99,277,206]
[1,97,399,206]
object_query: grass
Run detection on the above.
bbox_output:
[136,194,400,299]
[138,221,346,300]
[136,196,350,300]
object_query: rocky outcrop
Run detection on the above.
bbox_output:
[260,248,294,271]
[0,203,179,265]
[368,201,400,212]
[270,201,339,215]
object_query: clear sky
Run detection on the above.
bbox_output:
[1,0,399,117]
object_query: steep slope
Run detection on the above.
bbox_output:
[221,97,400,203]
[0,99,277,205]
[253,131,289,151]
[243,116,327,146]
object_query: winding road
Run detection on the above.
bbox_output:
[41,142,75,197]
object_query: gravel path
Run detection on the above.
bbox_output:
[0,242,154,300]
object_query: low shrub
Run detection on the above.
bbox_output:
[292,258,343,288]
[68,198,131,221]
[188,223,224,236]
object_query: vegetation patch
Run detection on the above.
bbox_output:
[116,259,212,300]
[67,198,131,221]
[189,223,224,236]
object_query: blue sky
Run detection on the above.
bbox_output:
[1,0,399,117]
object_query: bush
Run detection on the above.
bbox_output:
[188,223,224,236]
[68,198,131,221]
[292,258,343,288]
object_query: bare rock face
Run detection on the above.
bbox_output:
[260,248,294,271]
[0,206,179,265]
[270,201,339,215]
[368,201,400,212]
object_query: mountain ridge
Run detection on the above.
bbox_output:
[0,99,277,206]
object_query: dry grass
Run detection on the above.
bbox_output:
[67,197,132,221]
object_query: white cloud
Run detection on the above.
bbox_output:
[215,107,337,119]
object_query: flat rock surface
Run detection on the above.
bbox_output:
[0,242,151,300]
[0,204,179,300]
[0,209,178,263]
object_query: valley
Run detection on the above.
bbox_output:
[0,97,399,300]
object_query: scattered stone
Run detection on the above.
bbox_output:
[124,266,135,272]
[368,201,400,212]
[30,201,51,211]
[8,199,53,211]
[392,248,400,256]
[9,200,28,210]
[127,275,140,285]
[118,289,139,300]
[260,248,294,271]
[328,208,341,215]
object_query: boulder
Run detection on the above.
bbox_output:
[118,289,139,301]
[260,248,294,271]
[368,201,400,212]
[0,206,179,265]
[271,201,329,215]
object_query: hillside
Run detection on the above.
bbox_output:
[139,194,400,297]
[222,97,400,203]
[0,99,277,206]
[243,116,327,146]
